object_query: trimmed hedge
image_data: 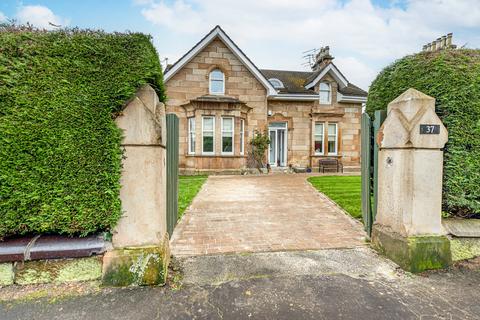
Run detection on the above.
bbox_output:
[0,25,165,238]
[367,49,480,217]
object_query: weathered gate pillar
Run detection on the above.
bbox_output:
[102,85,170,286]
[372,88,451,272]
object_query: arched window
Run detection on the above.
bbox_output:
[319,82,331,104]
[268,78,284,89]
[209,69,225,95]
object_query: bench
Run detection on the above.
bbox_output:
[319,158,343,173]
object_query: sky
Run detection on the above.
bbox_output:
[1,0,480,90]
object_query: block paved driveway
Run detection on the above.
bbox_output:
[171,174,366,256]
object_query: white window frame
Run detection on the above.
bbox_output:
[221,117,234,155]
[314,122,324,155]
[209,69,225,95]
[327,123,338,155]
[240,119,245,155]
[202,116,215,155]
[188,117,196,155]
[319,82,331,104]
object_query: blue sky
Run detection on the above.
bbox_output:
[1,0,480,89]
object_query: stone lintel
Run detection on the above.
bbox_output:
[372,225,451,273]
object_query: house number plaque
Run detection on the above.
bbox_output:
[419,124,440,134]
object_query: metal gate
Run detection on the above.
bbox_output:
[166,114,179,237]
[361,110,386,236]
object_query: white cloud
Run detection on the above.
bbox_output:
[138,0,480,89]
[16,5,69,30]
[0,11,7,22]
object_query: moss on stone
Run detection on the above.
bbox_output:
[372,226,452,273]
[102,246,168,287]
[0,263,14,286]
[15,257,102,285]
[450,238,480,261]
[56,257,102,283]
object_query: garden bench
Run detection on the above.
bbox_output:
[319,158,343,173]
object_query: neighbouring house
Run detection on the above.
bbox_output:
[164,25,367,174]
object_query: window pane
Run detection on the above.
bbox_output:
[188,118,195,154]
[210,69,223,80]
[222,137,233,152]
[240,120,244,154]
[320,82,329,91]
[328,123,336,135]
[315,136,323,154]
[203,136,214,152]
[269,122,287,128]
[328,140,336,153]
[210,80,223,93]
[203,117,214,131]
[315,123,324,135]
[222,118,233,131]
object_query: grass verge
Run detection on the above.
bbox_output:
[307,175,362,219]
[178,176,208,219]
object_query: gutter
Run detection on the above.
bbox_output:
[337,93,367,103]
[0,235,108,263]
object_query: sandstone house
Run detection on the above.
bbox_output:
[164,26,367,174]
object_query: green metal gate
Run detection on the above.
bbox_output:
[166,114,179,237]
[361,110,386,236]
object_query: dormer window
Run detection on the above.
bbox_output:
[268,78,284,89]
[209,69,225,95]
[319,82,331,104]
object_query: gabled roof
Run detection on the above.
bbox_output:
[165,25,367,102]
[304,63,348,89]
[164,25,277,96]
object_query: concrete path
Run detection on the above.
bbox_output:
[2,250,480,320]
[171,174,366,256]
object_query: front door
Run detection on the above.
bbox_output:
[268,122,287,167]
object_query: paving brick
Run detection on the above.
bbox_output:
[171,175,366,256]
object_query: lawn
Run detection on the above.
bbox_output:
[178,175,208,219]
[307,175,362,219]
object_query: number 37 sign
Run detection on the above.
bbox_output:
[420,124,440,134]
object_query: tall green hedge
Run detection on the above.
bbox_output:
[0,25,165,238]
[367,49,480,217]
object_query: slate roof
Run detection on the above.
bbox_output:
[260,69,316,94]
[260,68,367,97]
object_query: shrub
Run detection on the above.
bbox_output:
[367,49,480,217]
[0,25,165,238]
[249,131,270,172]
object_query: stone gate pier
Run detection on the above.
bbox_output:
[372,88,452,272]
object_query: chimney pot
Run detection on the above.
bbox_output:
[446,33,453,47]
[441,35,447,49]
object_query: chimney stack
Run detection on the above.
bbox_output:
[422,33,456,52]
[312,46,334,71]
